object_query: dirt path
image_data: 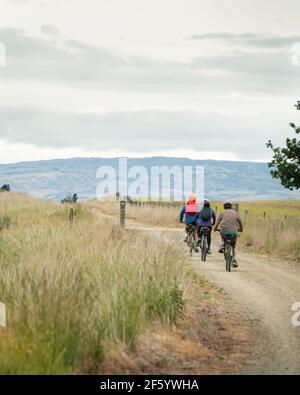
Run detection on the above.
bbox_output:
[95,210,300,374]
[190,248,300,374]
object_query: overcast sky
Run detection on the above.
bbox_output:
[0,0,300,163]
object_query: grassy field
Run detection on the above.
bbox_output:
[0,193,186,374]
[91,199,300,261]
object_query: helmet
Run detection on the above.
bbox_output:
[204,199,210,208]
[188,194,196,202]
[224,201,232,209]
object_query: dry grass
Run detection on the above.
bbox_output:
[98,269,252,375]
[0,193,186,374]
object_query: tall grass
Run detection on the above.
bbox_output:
[240,212,300,260]
[0,194,186,374]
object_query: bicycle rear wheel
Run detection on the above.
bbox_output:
[190,242,194,257]
[228,244,232,272]
[188,234,194,257]
[201,236,207,262]
[225,242,232,272]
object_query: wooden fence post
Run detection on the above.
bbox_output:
[69,208,74,222]
[232,203,240,213]
[244,209,249,226]
[120,200,126,228]
[0,303,6,327]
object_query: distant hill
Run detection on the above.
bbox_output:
[0,157,299,201]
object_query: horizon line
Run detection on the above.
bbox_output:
[0,155,269,166]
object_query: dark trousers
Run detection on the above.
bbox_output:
[198,226,212,249]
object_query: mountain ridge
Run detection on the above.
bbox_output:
[0,157,299,201]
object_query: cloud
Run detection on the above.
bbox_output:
[0,28,299,96]
[6,0,53,5]
[40,24,60,38]
[291,42,300,66]
[0,106,291,160]
[185,32,300,49]
[6,0,33,4]
[0,27,299,162]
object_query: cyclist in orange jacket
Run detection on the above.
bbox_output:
[179,194,199,245]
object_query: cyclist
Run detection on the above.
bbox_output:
[214,201,243,267]
[196,199,216,254]
[179,194,199,249]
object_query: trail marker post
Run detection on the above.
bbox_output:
[120,200,126,228]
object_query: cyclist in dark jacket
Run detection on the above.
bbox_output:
[196,199,216,254]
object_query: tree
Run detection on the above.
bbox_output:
[266,101,300,190]
[0,184,10,192]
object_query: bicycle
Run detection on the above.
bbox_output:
[186,224,197,257]
[215,230,237,272]
[199,226,210,262]
[223,235,236,272]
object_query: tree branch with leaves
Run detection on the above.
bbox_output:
[266,101,300,190]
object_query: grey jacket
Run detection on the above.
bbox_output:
[214,209,243,233]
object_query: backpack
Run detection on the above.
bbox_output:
[185,201,198,215]
[200,207,212,221]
